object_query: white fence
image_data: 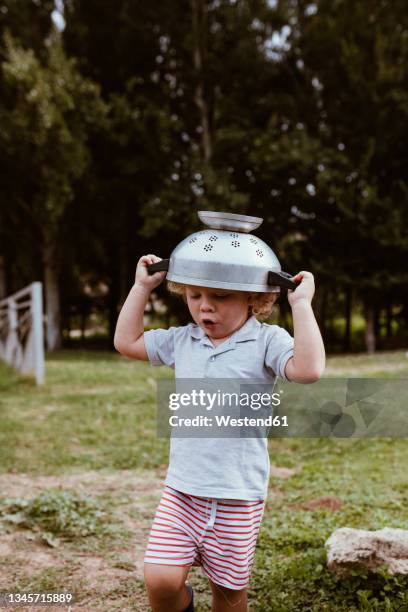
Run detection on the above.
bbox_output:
[0,282,45,385]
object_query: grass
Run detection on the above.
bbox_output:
[253,437,408,611]
[0,352,171,473]
[0,350,408,610]
[325,349,408,378]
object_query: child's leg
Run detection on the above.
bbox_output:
[209,581,247,611]
[198,496,265,612]
[144,562,192,611]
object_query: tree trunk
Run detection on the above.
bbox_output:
[0,254,6,300]
[80,306,87,341]
[325,293,334,348]
[108,253,120,349]
[119,204,130,306]
[363,299,376,354]
[374,303,381,350]
[42,231,62,351]
[385,297,392,339]
[63,307,72,347]
[192,0,212,164]
[343,286,352,353]
[314,285,327,343]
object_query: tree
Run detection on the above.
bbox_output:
[276,0,408,351]
[1,32,107,349]
[0,0,55,299]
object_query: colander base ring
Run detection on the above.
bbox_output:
[166,273,280,293]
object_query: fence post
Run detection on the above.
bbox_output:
[32,282,45,385]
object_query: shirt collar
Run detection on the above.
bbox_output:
[189,314,261,346]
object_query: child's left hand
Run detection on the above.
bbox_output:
[287,271,315,307]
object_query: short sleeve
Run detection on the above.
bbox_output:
[264,325,294,381]
[143,327,176,368]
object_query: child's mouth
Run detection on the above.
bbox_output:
[202,319,217,327]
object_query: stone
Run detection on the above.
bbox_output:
[325,527,408,576]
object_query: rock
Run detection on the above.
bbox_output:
[325,527,408,575]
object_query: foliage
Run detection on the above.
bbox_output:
[0,489,111,542]
[285,0,408,292]
[1,31,107,234]
[0,0,407,350]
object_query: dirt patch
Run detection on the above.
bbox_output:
[0,470,166,611]
[0,470,162,500]
[269,465,300,479]
[290,495,343,512]
[0,468,275,610]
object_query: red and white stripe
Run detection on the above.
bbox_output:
[144,485,265,590]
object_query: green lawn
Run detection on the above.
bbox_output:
[0,350,407,611]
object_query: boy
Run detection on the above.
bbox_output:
[114,254,325,612]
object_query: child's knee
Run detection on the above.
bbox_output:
[211,581,247,602]
[144,562,187,598]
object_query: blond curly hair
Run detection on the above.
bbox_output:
[166,280,278,321]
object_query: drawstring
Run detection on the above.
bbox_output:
[203,497,217,528]
[207,499,217,528]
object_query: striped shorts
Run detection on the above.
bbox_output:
[143,485,266,590]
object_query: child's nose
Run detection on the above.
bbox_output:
[200,296,215,311]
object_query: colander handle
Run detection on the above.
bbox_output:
[147,259,170,274]
[268,270,299,290]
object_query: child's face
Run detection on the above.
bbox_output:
[185,285,252,339]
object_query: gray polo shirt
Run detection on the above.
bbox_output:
[144,315,294,500]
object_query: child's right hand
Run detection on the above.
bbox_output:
[135,254,166,292]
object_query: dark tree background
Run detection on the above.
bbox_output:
[1,0,407,353]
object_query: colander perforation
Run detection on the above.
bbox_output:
[256,249,264,257]
[231,241,240,247]
[250,238,258,244]
[204,244,213,252]
[230,233,239,238]
[209,235,218,242]
[189,237,198,244]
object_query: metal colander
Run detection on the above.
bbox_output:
[147,211,297,293]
